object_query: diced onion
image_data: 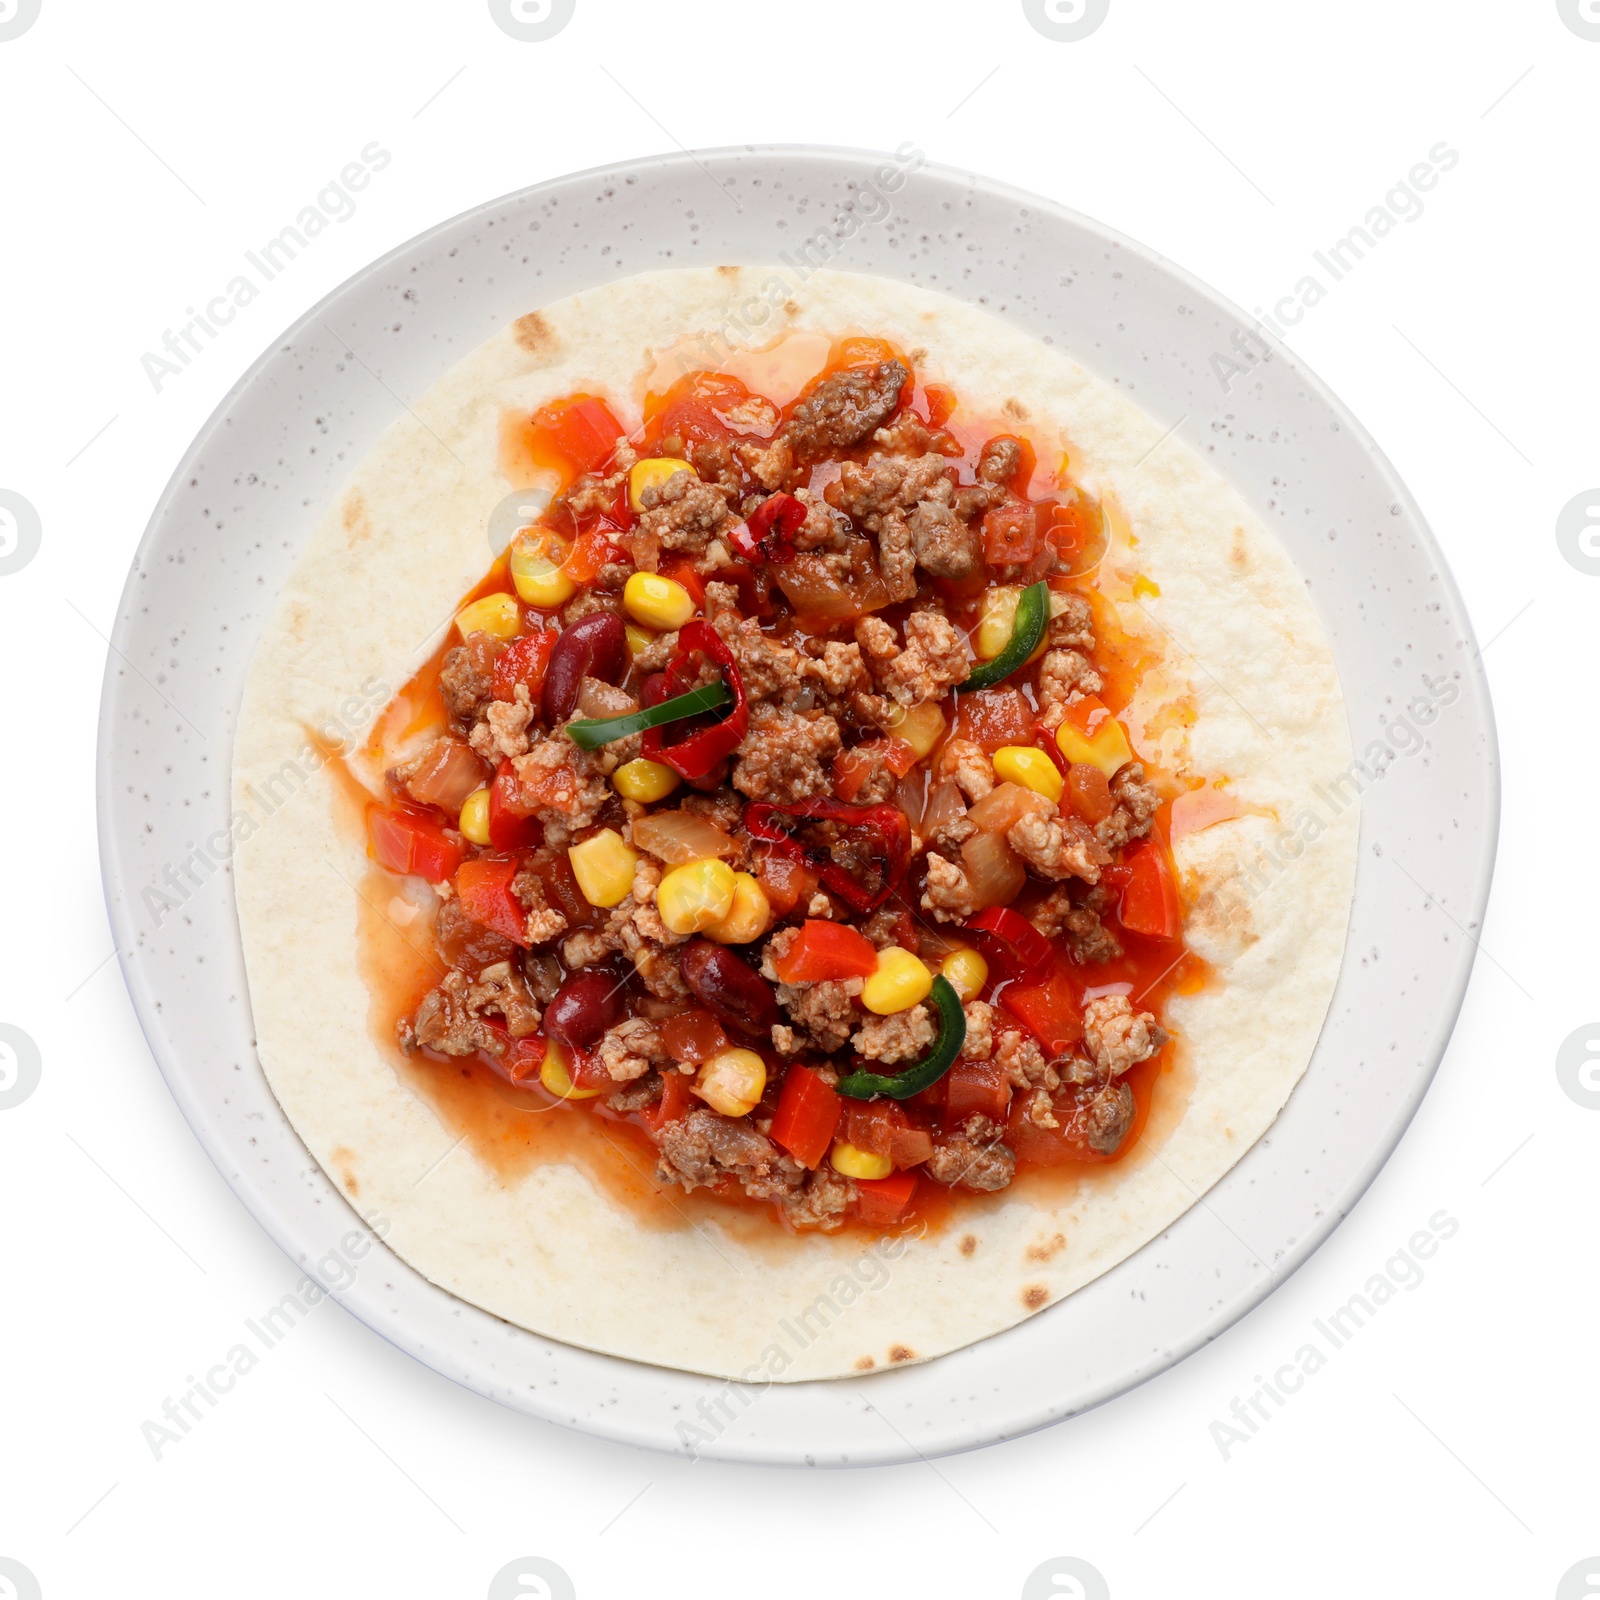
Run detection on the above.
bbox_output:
[402,738,486,812]
[967,780,1043,836]
[960,830,1026,909]
[631,810,739,865]
[575,676,638,720]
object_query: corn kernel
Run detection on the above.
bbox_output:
[861,945,934,1015]
[694,1047,767,1118]
[940,947,989,1003]
[454,591,522,641]
[567,828,640,908]
[510,529,576,608]
[624,622,656,657]
[540,1038,602,1101]
[891,700,947,760]
[656,857,737,936]
[623,570,696,631]
[992,745,1064,804]
[830,1140,893,1180]
[458,786,492,846]
[611,757,680,804]
[628,456,695,512]
[1056,710,1134,778]
[704,872,772,946]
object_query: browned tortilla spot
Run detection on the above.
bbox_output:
[1188,880,1258,953]
[855,1355,876,1371]
[1022,1284,1048,1310]
[1230,526,1250,569]
[716,264,739,278]
[330,1145,360,1196]
[889,1344,915,1363]
[513,311,561,361]
[1003,397,1030,422]
[908,346,928,363]
[342,489,372,545]
[783,300,799,317]
[959,1234,977,1257]
[1026,1233,1066,1263]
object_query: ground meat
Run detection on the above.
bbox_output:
[834,450,948,526]
[633,628,679,671]
[1034,649,1103,724]
[854,613,968,708]
[684,433,743,497]
[506,734,610,833]
[977,436,1022,485]
[735,435,793,491]
[406,970,505,1057]
[801,639,871,701]
[785,361,907,461]
[908,494,981,579]
[1008,805,1109,883]
[655,1108,804,1201]
[1030,885,1120,964]
[607,1072,663,1114]
[995,1027,1051,1091]
[921,853,977,923]
[875,411,959,458]
[834,742,899,803]
[438,634,500,728]
[778,1166,856,1232]
[561,591,621,626]
[598,1016,669,1082]
[1046,591,1096,652]
[705,582,808,704]
[1082,995,1168,1076]
[732,705,841,804]
[636,469,733,557]
[1079,1079,1137,1155]
[774,975,862,1054]
[852,1003,936,1063]
[935,738,995,803]
[961,1001,997,1062]
[468,961,542,1037]
[925,1115,1015,1192]
[1095,763,1161,852]
[559,928,613,969]
[860,906,918,953]
[469,681,536,762]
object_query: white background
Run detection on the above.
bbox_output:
[2,1,1593,1596]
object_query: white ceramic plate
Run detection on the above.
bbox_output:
[97,147,1498,1465]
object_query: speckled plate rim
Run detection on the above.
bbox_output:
[97,145,1499,1466]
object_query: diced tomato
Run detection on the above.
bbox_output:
[366,804,464,884]
[455,856,529,946]
[888,1122,935,1169]
[953,687,1035,753]
[493,1034,545,1088]
[527,394,623,480]
[843,1101,901,1158]
[769,1065,843,1169]
[1066,761,1114,824]
[659,559,706,607]
[714,559,772,618]
[982,500,1044,566]
[488,760,541,851]
[1005,1084,1134,1166]
[641,1069,695,1132]
[773,920,879,984]
[570,1048,612,1094]
[1038,485,1105,572]
[564,530,627,583]
[922,383,957,429]
[1119,835,1181,940]
[853,1171,918,1228]
[1000,956,1085,1055]
[491,630,555,703]
[944,1060,1012,1122]
[754,849,817,917]
[659,1008,730,1065]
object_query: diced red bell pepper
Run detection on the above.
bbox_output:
[769,1065,843,1170]
[569,1048,612,1094]
[658,559,706,607]
[493,1034,545,1087]
[1119,835,1182,940]
[753,849,818,917]
[488,760,541,852]
[491,630,556,702]
[854,1172,918,1228]
[367,804,464,884]
[730,492,807,563]
[454,856,529,947]
[1000,956,1085,1056]
[944,1060,1012,1121]
[528,394,623,479]
[641,1069,696,1133]
[564,530,627,584]
[640,621,749,782]
[773,920,879,984]
[964,905,1052,985]
[659,1008,730,1066]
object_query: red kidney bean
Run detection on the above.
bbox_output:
[543,969,623,1048]
[680,940,779,1037]
[543,612,626,724]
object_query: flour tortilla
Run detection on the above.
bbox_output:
[233,267,1356,1380]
